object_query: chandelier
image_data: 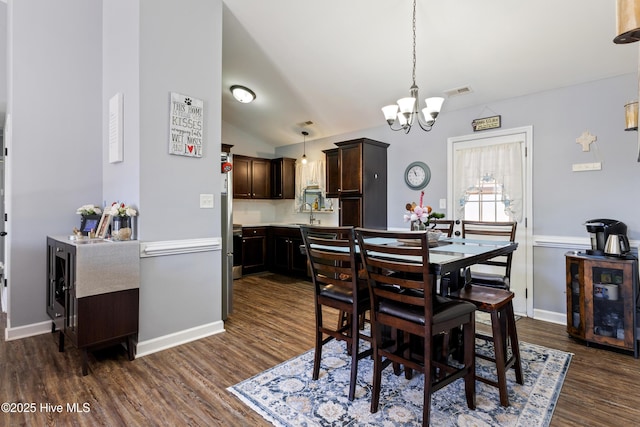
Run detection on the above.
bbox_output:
[381,0,444,133]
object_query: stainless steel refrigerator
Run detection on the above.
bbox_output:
[221,152,233,320]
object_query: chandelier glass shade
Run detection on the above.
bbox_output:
[382,0,444,133]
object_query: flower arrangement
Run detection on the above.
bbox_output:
[76,204,102,216]
[403,191,444,229]
[110,202,138,217]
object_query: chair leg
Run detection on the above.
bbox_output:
[464,316,476,410]
[348,310,359,401]
[313,304,323,381]
[506,302,524,385]
[490,309,510,407]
[423,335,434,427]
[370,334,382,413]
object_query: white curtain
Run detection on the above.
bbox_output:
[295,160,325,211]
[453,141,523,222]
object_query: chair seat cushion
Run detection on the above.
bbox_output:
[320,284,369,305]
[379,296,475,326]
[470,271,509,290]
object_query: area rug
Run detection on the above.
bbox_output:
[228,338,571,427]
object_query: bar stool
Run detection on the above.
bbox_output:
[452,283,523,406]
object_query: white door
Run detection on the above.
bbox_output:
[447,126,533,316]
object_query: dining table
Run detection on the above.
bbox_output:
[342,235,518,295]
[302,232,518,296]
[420,236,518,295]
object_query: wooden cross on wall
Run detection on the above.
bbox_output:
[576,131,596,152]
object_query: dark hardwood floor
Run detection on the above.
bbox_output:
[1,273,639,426]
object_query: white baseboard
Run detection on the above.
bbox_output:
[4,318,227,360]
[533,308,566,325]
[135,321,226,357]
[5,319,51,341]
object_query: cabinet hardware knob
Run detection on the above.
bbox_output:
[56,247,62,252]
[55,313,62,318]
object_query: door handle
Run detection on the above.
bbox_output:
[0,231,6,236]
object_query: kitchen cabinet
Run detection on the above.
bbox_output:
[233,155,271,199]
[323,138,389,228]
[242,227,268,274]
[566,252,638,357]
[270,227,308,277]
[46,237,140,375]
[271,157,296,199]
[325,148,340,197]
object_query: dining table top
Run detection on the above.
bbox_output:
[312,235,518,295]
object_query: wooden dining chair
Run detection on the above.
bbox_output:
[430,219,455,237]
[462,220,517,290]
[300,225,371,401]
[355,228,476,426]
[451,221,523,406]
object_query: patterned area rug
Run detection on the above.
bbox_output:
[228,338,571,427]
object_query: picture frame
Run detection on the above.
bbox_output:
[95,212,112,239]
[80,215,101,236]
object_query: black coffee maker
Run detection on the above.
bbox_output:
[585,219,629,256]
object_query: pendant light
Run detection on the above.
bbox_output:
[301,131,308,165]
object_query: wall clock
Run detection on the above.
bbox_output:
[404,161,431,190]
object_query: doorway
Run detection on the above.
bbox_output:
[447,126,533,317]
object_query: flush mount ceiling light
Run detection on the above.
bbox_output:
[301,131,309,165]
[230,85,256,103]
[381,0,444,133]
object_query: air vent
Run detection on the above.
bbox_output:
[443,86,473,97]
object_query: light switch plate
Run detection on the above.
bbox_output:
[200,194,214,208]
[439,198,447,209]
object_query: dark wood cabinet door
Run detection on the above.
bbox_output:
[77,289,139,347]
[233,155,252,198]
[251,158,271,198]
[289,236,308,276]
[242,227,267,274]
[340,197,362,228]
[271,235,291,272]
[324,149,340,197]
[339,143,363,195]
[271,158,296,199]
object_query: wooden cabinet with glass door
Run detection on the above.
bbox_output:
[566,252,638,357]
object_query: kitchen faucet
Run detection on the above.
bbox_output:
[301,202,317,225]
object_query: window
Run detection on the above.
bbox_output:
[463,174,511,222]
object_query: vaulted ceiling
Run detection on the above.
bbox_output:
[221,0,639,147]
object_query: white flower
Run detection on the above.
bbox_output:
[76,204,102,215]
[110,202,138,217]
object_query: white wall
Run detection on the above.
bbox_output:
[270,72,640,318]
[6,0,103,329]
[136,0,223,341]
[6,0,224,350]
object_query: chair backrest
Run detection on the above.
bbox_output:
[300,225,360,296]
[461,220,517,279]
[430,219,455,237]
[355,228,433,333]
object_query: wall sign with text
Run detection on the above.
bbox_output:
[472,115,501,132]
[169,92,203,158]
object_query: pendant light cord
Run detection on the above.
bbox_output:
[411,0,417,87]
